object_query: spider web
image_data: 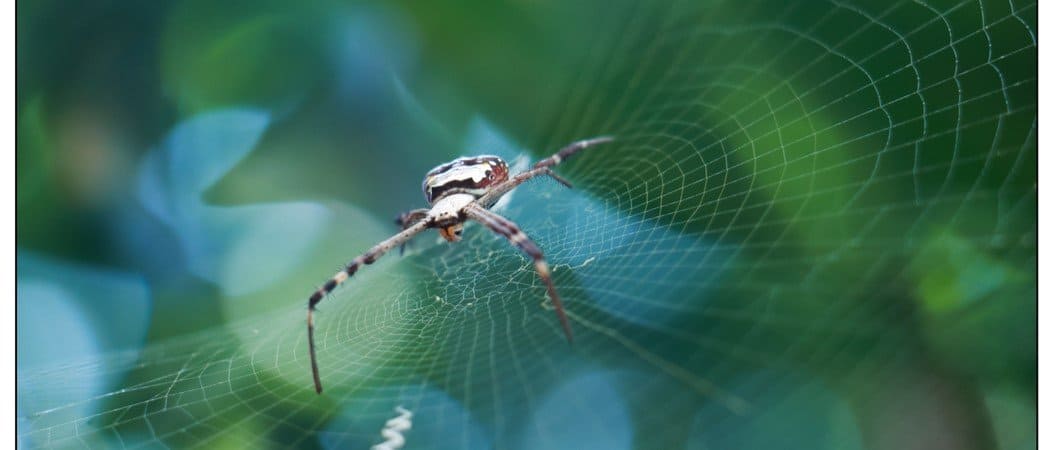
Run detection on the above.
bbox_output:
[18,0,1036,448]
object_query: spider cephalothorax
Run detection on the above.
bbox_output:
[306,136,614,393]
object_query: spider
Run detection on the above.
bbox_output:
[307,136,614,393]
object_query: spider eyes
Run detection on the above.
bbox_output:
[486,171,495,181]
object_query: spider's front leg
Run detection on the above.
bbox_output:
[463,203,574,343]
[307,219,430,394]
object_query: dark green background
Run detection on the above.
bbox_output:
[17,0,1036,449]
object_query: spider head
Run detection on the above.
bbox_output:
[422,155,509,204]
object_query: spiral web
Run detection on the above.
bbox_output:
[18,0,1036,448]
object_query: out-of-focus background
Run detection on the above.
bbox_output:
[17,0,1035,449]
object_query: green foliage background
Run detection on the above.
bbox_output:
[18,0,1035,449]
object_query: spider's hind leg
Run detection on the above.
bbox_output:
[543,169,573,189]
[532,137,613,187]
[475,137,613,209]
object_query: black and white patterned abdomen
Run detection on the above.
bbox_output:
[422,155,509,204]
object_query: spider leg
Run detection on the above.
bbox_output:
[463,203,574,343]
[395,209,429,255]
[543,170,573,189]
[307,219,430,394]
[534,135,615,169]
[477,136,614,208]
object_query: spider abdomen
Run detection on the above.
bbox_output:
[422,155,508,204]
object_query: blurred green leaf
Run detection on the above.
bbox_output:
[161,0,328,113]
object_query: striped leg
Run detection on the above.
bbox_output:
[464,203,574,343]
[307,219,430,393]
[534,135,615,169]
[395,209,429,255]
[477,136,614,208]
